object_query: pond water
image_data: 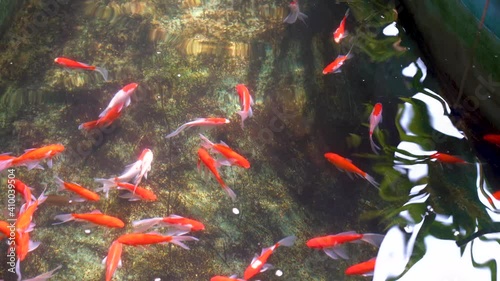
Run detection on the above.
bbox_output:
[0,0,499,281]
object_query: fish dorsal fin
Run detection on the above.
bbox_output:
[345,158,352,163]
[219,141,230,147]
[251,254,259,263]
[168,214,183,218]
[89,210,102,214]
[260,246,272,255]
[24,148,36,153]
[229,275,237,278]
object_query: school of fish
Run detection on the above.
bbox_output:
[1,3,499,281]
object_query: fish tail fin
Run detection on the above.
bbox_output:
[165,123,190,138]
[364,174,379,189]
[370,135,380,154]
[199,133,214,149]
[94,178,117,198]
[0,158,14,172]
[169,235,199,250]
[132,217,162,232]
[94,66,109,82]
[361,233,384,247]
[284,10,299,24]
[223,185,237,201]
[277,235,297,247]
[237,111,248,128]
[298,12,308,26]
[52,213,74,225]
[345,8,350,17]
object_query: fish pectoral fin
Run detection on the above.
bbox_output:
[102,256,107,264]
[260,263,274,272]
[118,258,123,268]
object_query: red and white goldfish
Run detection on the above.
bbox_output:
[324,152,379,188]
[483,134,500,146]
[55,176,100,202]
[52,210,125,228]
[103,240,123,281]
[54,57,109,81]
[99,83,138,117]
[197,147,236,201]
[306,231,383,259]
[244,236,296,280]
[79,103,123,131]
[235,84,254,128]
[132,214,205,233]
[166,117,230,138]
[211,276,245,281]
[199,134,250,169]
[322,47,353,74]
[345,258,376,276]
[117,233,198,249]
[429,152,467,164]
[0,144,65,171]
[284,0,308,25]
[369,103,383,154]
[114,182,157,201]
[94,148,153,197]
[333,9,349,44]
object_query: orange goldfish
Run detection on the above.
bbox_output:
[55,176,100,201]
[324,152,379,187]
[115,181,157,201]
[53,210,125,228]
[54,57,109,81]
[103,240,123,281]
[306,231,383,259]
[117,233,198,249]
[197,147,236,201]
[429,152,467,164]
[132,214,205,233]
[322,47,353,74]
[211,276,245,281]
[345,258,376,276]
[483,134,500,146]
[200,134,250,168]
[0,144,65,171]
[333,9,349,44]
[235,84,254,128]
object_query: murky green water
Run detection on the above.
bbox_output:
[0,0,499,280]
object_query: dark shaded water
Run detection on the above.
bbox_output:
[0,0,499,280]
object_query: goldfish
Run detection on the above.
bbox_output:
[79,103,123,131]
[52,210,125,228]
[115,181,157,201]
[95,148,153,197]
[132,148,153,188]
[244,236,296,280]
[103,240,123,281]
[333,9,349,44]
[345,258,376,276]
[483,134,500,146]
[55,176,100,201]
[324,152,379,187]
[12,178,35,204]
[306,231,383,259]
[99,83,138,117]
[165,117,230,138]
[197,147,237,201]
[0,144,65,171]
[322,46,354,74]
[54,57,109,81]
[369,103,383,154]
[283,0,308,25]
[429,152,467,164]
[235,84,254,128]
[199,134,250,168]
[132,214,205,233]
[211,276,245,281]
[117,233,198,249]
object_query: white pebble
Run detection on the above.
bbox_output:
[232,208,240,215]
[275,270,283,276]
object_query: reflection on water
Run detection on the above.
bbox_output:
[0,0,499,280]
